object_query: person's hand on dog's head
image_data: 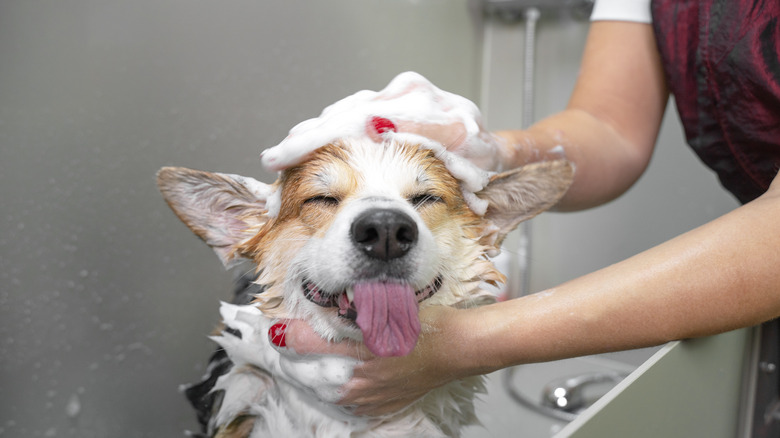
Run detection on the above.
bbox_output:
[362,115,511,172]
[261,71,513,173]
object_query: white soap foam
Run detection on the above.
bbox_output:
[260,72,502,215]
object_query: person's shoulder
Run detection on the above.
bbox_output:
[590,0,652,24]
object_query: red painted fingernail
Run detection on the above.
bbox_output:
[269,323,287,348]
[368,116,397,135]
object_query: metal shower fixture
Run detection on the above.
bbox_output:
[483,0,594,20]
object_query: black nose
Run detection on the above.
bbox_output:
[351,208,418,260]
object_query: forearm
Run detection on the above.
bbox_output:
[496,109,655,211]
[464,185,780,372]
[495,21,668,211]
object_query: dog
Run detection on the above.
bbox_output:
[157,138,573,437]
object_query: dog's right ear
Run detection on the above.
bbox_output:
[157,166,274,267]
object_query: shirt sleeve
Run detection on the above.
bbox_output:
[590,0,652,23]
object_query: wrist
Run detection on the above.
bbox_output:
[457,297,558,371]
[492,130,527,169]
[415,306,490,381]
[445,305,511,377]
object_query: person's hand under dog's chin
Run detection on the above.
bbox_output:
[274,305,480,416]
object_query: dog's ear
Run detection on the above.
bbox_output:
[477,159,574,250]
[157,166,274,267]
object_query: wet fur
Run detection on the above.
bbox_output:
[158,139,573,437]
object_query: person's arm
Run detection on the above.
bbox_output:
[497,20,668,210]
[474,179,780,365]
[324,171,780,415]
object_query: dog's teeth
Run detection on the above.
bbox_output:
[346,286,355,303]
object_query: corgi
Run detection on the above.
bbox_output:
[157,138,573,437]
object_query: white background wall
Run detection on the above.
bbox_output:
[0,2,739,437]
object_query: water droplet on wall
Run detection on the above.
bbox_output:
[65,394,81,418]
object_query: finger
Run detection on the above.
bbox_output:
[351,396,418,417]
[337,373,408,407]
[395,120,468,150]
[282,319,371,358]
[365,116,397,143]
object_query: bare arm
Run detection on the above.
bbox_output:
[471,178,780,367]
[497,21,668,210]
[323,172,780,415]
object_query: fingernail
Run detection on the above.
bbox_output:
[268,322,287,348]
[368,116,397,135]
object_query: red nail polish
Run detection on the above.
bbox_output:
[368,116,397,135]
[269,323,287,348]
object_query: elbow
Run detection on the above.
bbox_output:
[555,134,654,212]
[571,101,660,210]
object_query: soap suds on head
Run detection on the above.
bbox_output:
[260,71,501,215]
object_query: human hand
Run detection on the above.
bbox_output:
[260,71,511,173]
[271,305,474,416]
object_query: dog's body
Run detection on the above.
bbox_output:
[158,139,573,437]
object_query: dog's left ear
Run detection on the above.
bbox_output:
[157,166,274,267]
[477,159,574,250]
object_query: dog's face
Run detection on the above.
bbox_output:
[158,139,573,357]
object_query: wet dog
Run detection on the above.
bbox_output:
[157,139,573,437]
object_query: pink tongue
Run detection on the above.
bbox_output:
[353,282,420,357]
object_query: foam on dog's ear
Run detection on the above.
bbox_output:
[157,166,274,267]
[477,159,574,251]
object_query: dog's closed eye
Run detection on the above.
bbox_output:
[304,195,340,207]
[409,193,443,209]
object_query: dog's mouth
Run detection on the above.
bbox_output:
[302,276,442,357]
[302,276,442,321]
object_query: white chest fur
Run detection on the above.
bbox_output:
[211,303,484,438]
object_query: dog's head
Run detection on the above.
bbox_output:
[158,139,573,357]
